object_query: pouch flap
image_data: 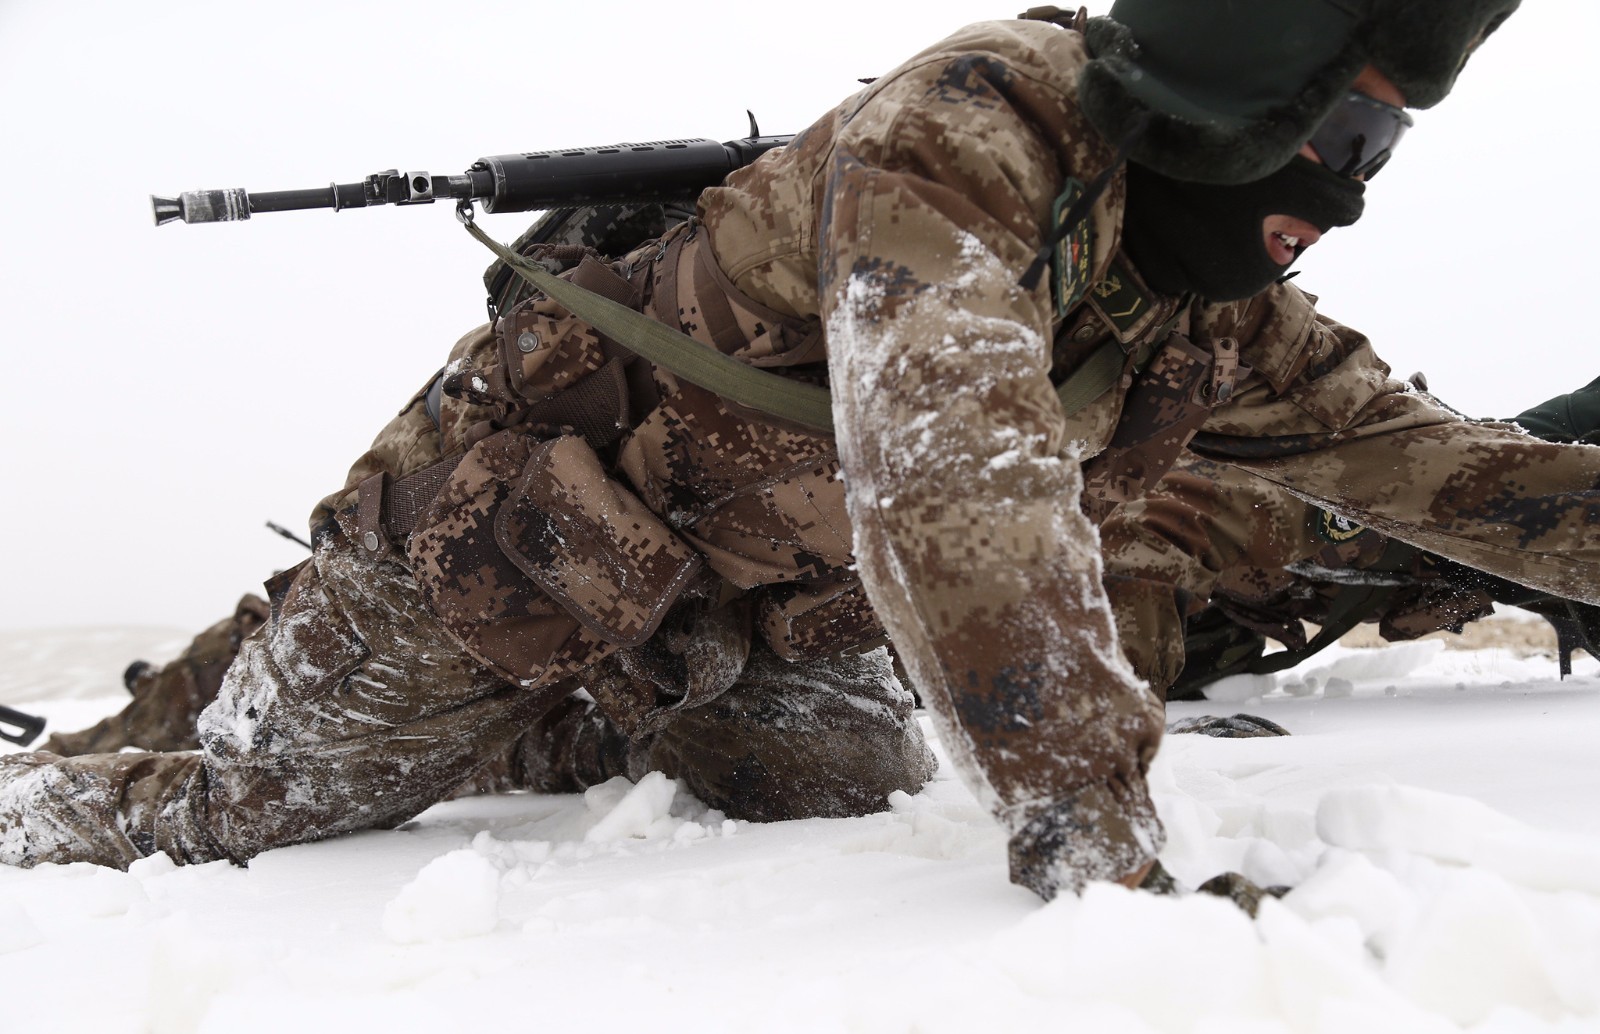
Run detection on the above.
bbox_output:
[496,436,701,646]
[756,577,887,661]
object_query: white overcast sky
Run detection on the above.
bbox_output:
[1,0,1595,631]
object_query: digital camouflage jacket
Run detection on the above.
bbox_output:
[703,19,1600,895]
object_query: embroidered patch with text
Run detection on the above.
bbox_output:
[1051,179,1094,318]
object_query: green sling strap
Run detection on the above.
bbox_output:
[464,218,1166,433]
[464,218,838,432]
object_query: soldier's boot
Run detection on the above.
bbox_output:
[490,639,937,822]
[1,530,572,870]
[42,595,270,756]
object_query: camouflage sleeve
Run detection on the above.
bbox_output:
[1098,454,1326,692]
[1190,283,1600,607]
[819,40,1165,897]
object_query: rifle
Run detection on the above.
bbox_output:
[0,704,45,747]
[149,121,845,432]
[152,124,792,226]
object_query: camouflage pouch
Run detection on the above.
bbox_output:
[408,429,700,684]
[497,435,702,647]
[1081,334,1241,523]
[445,253,644,451]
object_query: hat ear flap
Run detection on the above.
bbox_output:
[1360,0,1521,109]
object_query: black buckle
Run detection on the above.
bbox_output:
[0,704,46,747]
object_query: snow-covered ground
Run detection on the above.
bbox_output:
[2,617,1598,1033]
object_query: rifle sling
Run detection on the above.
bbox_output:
[463,220,1177,433]
[464,219,837,433]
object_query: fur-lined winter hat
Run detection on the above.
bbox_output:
[1078,0,1521,184]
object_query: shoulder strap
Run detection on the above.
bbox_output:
[1056,303,1186,417]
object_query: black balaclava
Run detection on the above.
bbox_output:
[1121,155,1365,301]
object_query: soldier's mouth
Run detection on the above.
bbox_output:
[1267,225,1322,266]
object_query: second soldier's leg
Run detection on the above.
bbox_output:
[42,594,270,756]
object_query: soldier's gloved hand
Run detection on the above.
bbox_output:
[1137,861,1290,917]
[1165,713,1290,737]
[1196,871,1291,917]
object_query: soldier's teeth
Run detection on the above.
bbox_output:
[1275,232,1302,248]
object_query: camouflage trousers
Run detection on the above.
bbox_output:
[0,526,933,869]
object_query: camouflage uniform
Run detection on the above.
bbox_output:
[735,21,1600,896]
[7,19,1600,899]
[0,311,933,867]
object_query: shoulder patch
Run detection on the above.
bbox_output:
[1051,179,1094,319]
[1315,509,1366,544]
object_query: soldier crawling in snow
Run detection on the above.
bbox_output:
[7,0,1598,901]
[47,374,1600,761]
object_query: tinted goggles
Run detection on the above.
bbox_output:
[1308,92,1414,180]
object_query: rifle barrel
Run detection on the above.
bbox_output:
[152,135,792,226]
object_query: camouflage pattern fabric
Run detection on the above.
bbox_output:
[1099,451,1343,695]
[1,526,930,868]
[5,209,928,870]
[1,528,561,868]
[1080,333,1240,524]
[1111,375,1600,699]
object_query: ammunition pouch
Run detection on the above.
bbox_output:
[404,430,701,685]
